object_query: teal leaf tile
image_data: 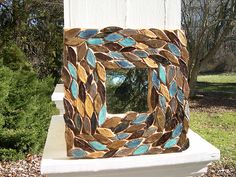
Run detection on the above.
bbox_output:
[172,124,183,138]
[168,43,181,57]
[116,133,130,140]
[68,62,77,79]
[159,64,166,84]
[169,81,177,97]
[159,95,166,112]
[109,51,125,59]
[104,33,123,42]
[119,37,136,47]
[132,114,148,125]
[177,89,184,104]
[98,105,106,126]
[86,48,96,68]
[71,148,87,158]
[133,50,148,58]
[79,29,98,39]
[125,139,142,148]
[152,70,160,89]
[71,79,78,99]
[133,144,150,155]
[89,141,108,151]
[115,60,135,69]
[87,38,104,45]
[164,138,178,149]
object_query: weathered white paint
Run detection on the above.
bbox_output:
[64,0,181,29]
[40,115,220,177]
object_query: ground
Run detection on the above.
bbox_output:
[0,73,235,177]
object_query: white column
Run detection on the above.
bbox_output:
[63,0,181,29]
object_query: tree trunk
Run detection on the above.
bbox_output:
[189,59,201,98]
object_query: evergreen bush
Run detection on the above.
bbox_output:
[0,44,58,160]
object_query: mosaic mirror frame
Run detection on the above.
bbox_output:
[62,27,190,159]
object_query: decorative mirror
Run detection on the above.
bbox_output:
[62,27,190,158]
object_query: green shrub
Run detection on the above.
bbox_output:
[0,44,58,161]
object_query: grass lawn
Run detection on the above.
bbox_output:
[191,73,236,167]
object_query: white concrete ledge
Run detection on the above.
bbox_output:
[51,84,64,115]
[41,115,220,177]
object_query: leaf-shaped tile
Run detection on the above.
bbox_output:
[68,62,77,80]
[61,66,72,89]
[146,39,167,48]
[119,37,136,47]
[77,64,87,83]
[128,130,144,139]
[64,28,81,39]
[159,95,166,112]
[159,64,166,84]
[91,113,98,134]
[143,126,157,138]
[83,116,91,134]
[169,97,178,114]
[136,42,149,50]
[116,133,130,140]
[109,51,125,60]
[71,148,87,158]
[87,38,104,45]
[104,43,122,51]
[160,50,179,65]
[89,141,108,151]
[74,113,82,133]
[96,62,106,82]
[97,81,106,103]
[177,89,184,104]
[145,113,155,128]
[67,47,77,66]
[105,33,123,42]
[95,52,113,61]
[101,26,123,33]
[168,43,181,57]
[76,98,85,117]
[114,121,129,133]
[123,52,142,61]
[125,124,146,133]
[79,29,98,39]
[144,133,162,143]
[115,60,135,69]
[172,124,183,138]
[125,138,142,148]
[88,82,97,99]
[139,29,157,38]
[166,65,176,84]
[98,105,107,126]
[152,70,160,89]
[133,144,150,155]
[164,138,178,149]
[87,151,106,158]
[94,94,102,114]
[102,117,122,128]
[71,79,79,99]
[94,134,112,145]
[143,58,158,68]
[151,87,158,109]
[133,50,148,58]
[169,81,177,98]
[160,84,170,102]
[86,48,96,68]
[90,45,109,53]
[132,114,148,125]
[177,30,187,46]
[150,54,171,65]
[107,140,127,150]
[185,101,190,120]
[115,148,134,157]
[74,138,94,152]
[85,94,94,118]
[97,128,115,138]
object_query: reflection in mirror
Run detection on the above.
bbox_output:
[106,69,148,114]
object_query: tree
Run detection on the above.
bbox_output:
[0,0,63,80]
[182,0,236,96]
